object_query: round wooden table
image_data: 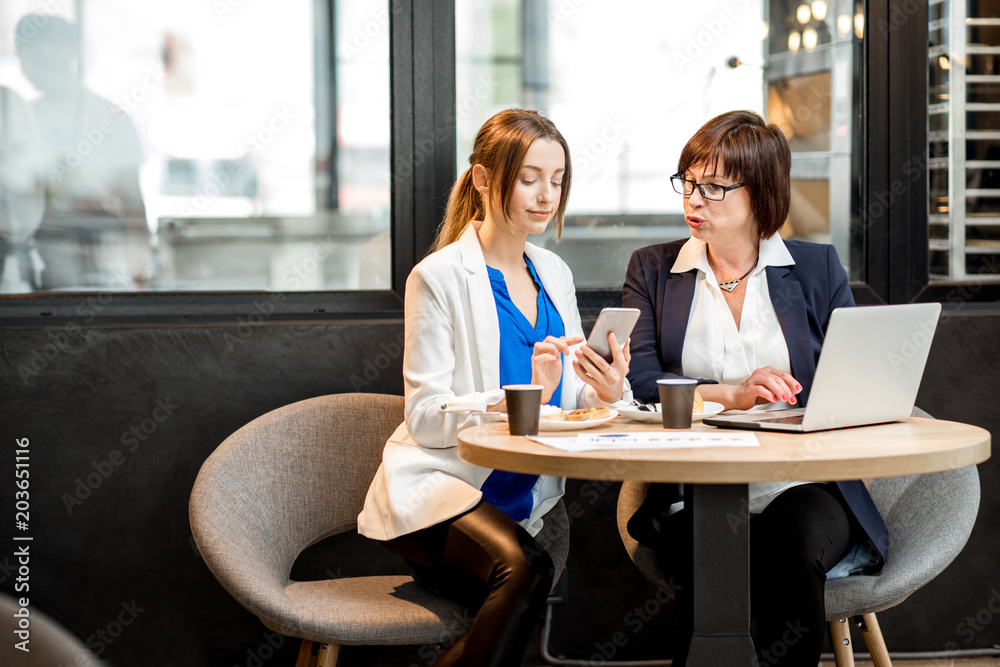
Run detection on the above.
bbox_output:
[458,416,991,666]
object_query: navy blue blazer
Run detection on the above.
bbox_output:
[624,238,855,404]
[622,238,888,568]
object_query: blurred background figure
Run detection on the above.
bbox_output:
[0,84,45,292]
[16,14,150,290]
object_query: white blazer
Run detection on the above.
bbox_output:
[358,223,626,541]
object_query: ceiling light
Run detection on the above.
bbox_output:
[837,14,852,36]
[788,31,802,53]
[803,27,818,51]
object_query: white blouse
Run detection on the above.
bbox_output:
[673,234,808,513]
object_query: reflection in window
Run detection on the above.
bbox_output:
[928,0,1000,281]
[765,0,863,280]
[0,0,390,294]
[456,0,865,287]
[457,0,768,287]
[767,0,838,56]
[768,72,832,153]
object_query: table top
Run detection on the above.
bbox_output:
[457,417,991,483]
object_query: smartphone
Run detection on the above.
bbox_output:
[586,307,640,362]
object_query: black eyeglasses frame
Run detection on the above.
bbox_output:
[670,172,746,201]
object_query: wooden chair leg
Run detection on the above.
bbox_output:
[296,639,316,667]
[829,618,856,667]
[316,643,341,667]
[859,612,892,667]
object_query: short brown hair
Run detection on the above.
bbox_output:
[677,110,790,239]
[435,108,572,251]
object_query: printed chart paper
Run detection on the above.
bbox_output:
[527,431,760,452]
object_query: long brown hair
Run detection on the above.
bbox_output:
[678,110,791,239]
[433,108,572,251]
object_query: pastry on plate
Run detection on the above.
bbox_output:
[543,406,612,422]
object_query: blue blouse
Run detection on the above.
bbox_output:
[480,255,566,522]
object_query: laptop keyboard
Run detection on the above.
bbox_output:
[759,414,805,424]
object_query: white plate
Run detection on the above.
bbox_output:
[537,409,619,431]
[495,404,561,420]
[618,401,725,423]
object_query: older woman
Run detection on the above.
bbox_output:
[623,110,886,667]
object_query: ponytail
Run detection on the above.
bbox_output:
[433,168,482,252]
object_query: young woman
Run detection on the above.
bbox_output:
[358,108,631,666]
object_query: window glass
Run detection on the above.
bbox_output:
[0,0,390,294]
[456,0,866,287]
[928,0,1000,281]
[768,0,836,56]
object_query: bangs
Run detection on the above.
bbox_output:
[679,124,762,183]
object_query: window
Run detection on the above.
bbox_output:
[0,0,984,317]
[766,0,866,281]
[928,0,1000,283]
[0,0,391,294]
[455,0,867,287]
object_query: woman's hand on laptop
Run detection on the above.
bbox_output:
[699,366,803,411]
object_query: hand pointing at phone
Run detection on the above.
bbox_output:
[530,335,584,404]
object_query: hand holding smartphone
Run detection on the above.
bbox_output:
[586,307,640,362]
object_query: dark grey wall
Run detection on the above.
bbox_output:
[1,308,997,665]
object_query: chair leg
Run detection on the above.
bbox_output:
[296,639,316,667]
[316,643,341,667]
[859,613,892,667]
[828,618,856,667]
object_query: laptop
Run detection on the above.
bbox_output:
[702,303,942,432]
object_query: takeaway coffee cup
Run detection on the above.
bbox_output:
[503,384,543,436]
[657,378,698,429]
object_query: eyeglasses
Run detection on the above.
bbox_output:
[670,173,746,201]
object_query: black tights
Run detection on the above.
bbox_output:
[631,483,855,667]
[383,501,555,667]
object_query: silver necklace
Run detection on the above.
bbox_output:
[718,257,759,293]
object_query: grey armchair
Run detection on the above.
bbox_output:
[616,413,981,667]
[823,463,980,666]
[190,392,570,666]
[0,593,104,667]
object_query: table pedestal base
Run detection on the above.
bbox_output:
[684,483,757,666]
[687,634,757,666]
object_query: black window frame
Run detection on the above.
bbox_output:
[0,0,995,331]
[0,0,455,327]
